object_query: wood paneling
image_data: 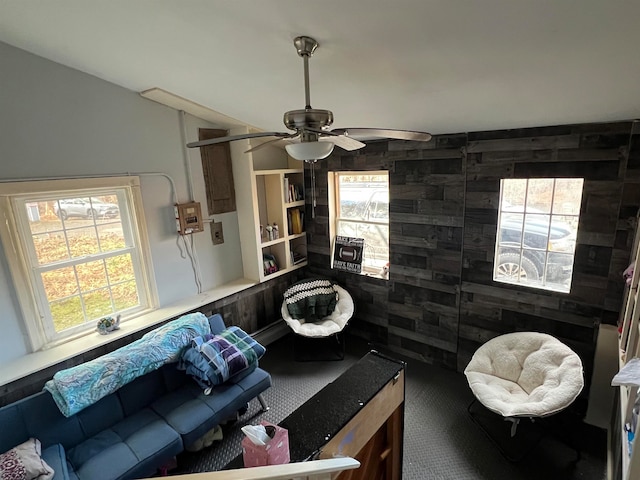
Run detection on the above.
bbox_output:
[306,122,639,408]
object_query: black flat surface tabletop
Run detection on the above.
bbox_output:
[225,350,405,469]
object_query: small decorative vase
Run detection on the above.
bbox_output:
[96,315,121,335]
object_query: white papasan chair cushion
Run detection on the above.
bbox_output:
[464,332,584,417]
[281,285,354,338]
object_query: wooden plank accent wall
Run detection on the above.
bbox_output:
[460,121,634,401]
[0,271,303,407]
[306,134,467,369]
[306,121,640,405]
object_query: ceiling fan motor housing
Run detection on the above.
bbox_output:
[283,108,334,131]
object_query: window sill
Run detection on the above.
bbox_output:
[0,277,258,387]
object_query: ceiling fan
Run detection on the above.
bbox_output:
[186,36,432,162]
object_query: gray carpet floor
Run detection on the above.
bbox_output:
[173,334,606,479]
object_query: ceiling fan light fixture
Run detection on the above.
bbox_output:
[285,141,334,162]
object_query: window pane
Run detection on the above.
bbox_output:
[495,246,542,284]
[97,224,126,252]
[25,201,63,230]
[552,178,584,215]
[113,281,139,310]
[33,232,70,264]
[106,254,135,283]
[76,260,108,292]
[523,214,550,250]
[499,213,524,246]
[501,179,527,212]
[50,296,85,332]
[526,178,553,213]
[495,178,582,293]
[83,288,113,319]
[338,174,389,221]
[68,227,100,258]
[42,266,78,301]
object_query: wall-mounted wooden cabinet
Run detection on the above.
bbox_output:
[230,137,307,283]
[610,215,640,480]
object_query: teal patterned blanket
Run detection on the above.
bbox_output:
[44,312,211,417]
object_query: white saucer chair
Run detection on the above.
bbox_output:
[464,331,584,461]
[281,284,354,361]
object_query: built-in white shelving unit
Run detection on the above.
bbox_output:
[230,136,307,282]
[610,214,640,480]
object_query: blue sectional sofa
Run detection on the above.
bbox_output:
[0,314,272,480]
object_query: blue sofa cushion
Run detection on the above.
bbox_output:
[77,394,124,439]
[41,443,69,480]
[117,369,167,417]
[151,385,216,447]
[0,403,28,453]
[232,368,272,400]
[161,363,190,392]
[68,408,181,480]
[208,313,226,334]
[20,392,85,451]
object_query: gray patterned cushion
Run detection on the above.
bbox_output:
[0,438,54,480]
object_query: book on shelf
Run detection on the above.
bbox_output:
[288,208,303,235]
[283,177,289,203]
[284,180,303,203]
[291,251,306,265]
[263,253,279,276]
[291,184,303,202]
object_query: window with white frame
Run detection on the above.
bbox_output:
[0,177,156,350]
[494,178,583,293]
[330,171,389,278]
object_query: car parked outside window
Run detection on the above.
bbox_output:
[494,178,583,293]
[54,197,120,220]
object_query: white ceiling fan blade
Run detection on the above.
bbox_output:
[244,134,299,153]
[187,132,292,149]
[304,127,366,151]
[330,128,432,142]
[319,134,366,151]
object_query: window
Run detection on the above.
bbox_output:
[0,177,156,350]
[494,178,583,293]
[331,171,389,278]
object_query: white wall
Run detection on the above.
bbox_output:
[0,41,244,362]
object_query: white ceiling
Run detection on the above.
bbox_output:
[1,0,640,136]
